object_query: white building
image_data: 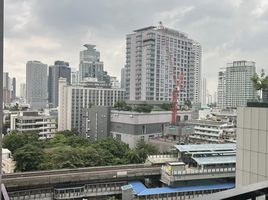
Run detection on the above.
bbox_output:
[58,78,125,132]
[110,76,120,89]
[124,25,201,104]
[192,42,202,105]
[225,61,256,108]
[26,61,48,110]
[187,119,236,143]
[110,110,193,148]
[217,70,225,108]
[2,148,16,173]
[20,83,26,100]
[236,106,268,188]
[10,111,57,139]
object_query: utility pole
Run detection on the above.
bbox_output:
[0,0,3,199]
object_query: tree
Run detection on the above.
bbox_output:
[133,104,153,113]
[160,103,172,111]
[113,100,132,111]
[251,69,268,100]
[13,144,44,171]
[184,99,192,109]
[134,140,159,162]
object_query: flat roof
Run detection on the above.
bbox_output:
[192,156,236,165]
[174,143,236,153]
[128,181,235,196]
[168,162,185,166]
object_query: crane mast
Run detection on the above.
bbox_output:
[159,22,184,125]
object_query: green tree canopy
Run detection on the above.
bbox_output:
[133,104,153,113]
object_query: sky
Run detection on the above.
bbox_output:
[4,0,268,96]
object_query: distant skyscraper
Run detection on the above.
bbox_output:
[11,77,16,101]
[48,61,71,108]
[110,76,120,88]
[124,25,201,103]
[217,70,225,108]
[20,83,26,100]
[225,61,256,108]
[121,68,125,89]
[71,68,79,84]
[79,44,110,83]
[3,72,9,89]
[26,61,48,110]
[201,78,207,106]
[192,42,202,104]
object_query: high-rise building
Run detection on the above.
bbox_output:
[124,25,201,103]
[3,72,9,89]
[26,61,48,110]
[11,77,16,101]
[225,61,256,108]
[58,78,125,132]
[201,78,207,106]
[192,42,202,104]
[71,68,79,84]
[20,83,26,100]
[48,61,71,108]
[110,76,120,89]
[217,70,225,108]
[79,44,110,83]
[121,68,126,89]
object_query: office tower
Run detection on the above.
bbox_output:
[71,69,79,84]
[225,61,256,108]
[58,78,125,132]
[124,25,201,103]
[48,61,71,108]
[236,106,268,187]
[217,70,225,108]
[79,44,110,83]
[110,76,120,88]
[213,92,217,104]
[11,77,16,101]
[26,61,48,110]
[192,42,202,104]
[201,78,207,106]
[20,83,26,100]
[3,72,9,89]
[121,68,125,89]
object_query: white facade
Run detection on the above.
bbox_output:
[110,76,120,89]
[124,25,201,104]
[217,70,225,108]
[2,148,16,174]
[20,83,26,100]
[201,78,207,106]
[26,61,48,110]
[192,42,202,104]
[236,107,268,188]
[188,120,236,143]
[10,111,57,139]
[225,61,256,108]
[58,78,125,132]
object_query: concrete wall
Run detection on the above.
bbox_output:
[236,107,268,187]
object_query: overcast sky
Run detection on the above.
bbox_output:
[4,0,268,95]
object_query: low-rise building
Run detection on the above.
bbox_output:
[110,110,193,148]
[186,119,236,143]
[2,148,16,173]
[10,111,57,139]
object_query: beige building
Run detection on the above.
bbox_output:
[236,107,268,187]
[2,148,16,173]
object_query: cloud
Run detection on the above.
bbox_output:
[4,0,268,96]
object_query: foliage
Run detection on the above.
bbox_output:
[113,100,132,111]
[251,69,268,91]
[13,144,44,171]
[133,104,153,113]
[184,99,192,109]
[160,103,172,111]
[4,131,160,172]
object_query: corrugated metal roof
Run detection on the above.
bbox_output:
[128,181,235,196]
[192,156,236,165]
[174,143,236,152]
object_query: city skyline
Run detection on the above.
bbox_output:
[4,0,268,95]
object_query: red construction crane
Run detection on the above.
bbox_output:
[159,22,184,125]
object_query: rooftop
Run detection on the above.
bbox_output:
[192,156,236,165]
[128,181,235,196]
[174,143,236,153]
